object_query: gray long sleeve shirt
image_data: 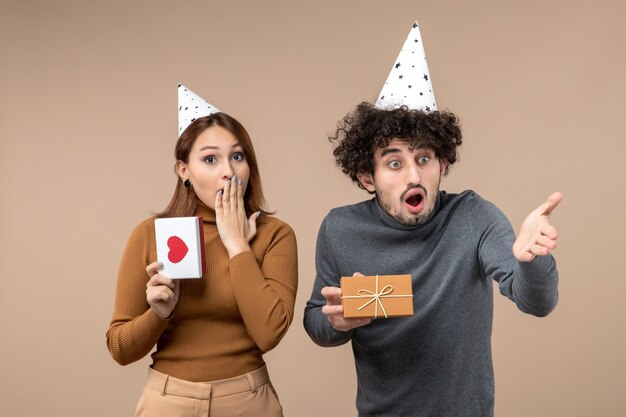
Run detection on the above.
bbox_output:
[304,190,558,417]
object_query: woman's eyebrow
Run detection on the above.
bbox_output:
[199,142,241,151]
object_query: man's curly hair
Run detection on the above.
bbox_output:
[331,102,463,190]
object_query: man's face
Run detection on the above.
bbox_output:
[358,139,446,226]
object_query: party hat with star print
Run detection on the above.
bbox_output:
[178,84,221,137]
[375,21,437,112]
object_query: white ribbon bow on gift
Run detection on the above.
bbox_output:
[341,275,413,318]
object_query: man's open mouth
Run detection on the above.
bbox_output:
[405,193,423,207]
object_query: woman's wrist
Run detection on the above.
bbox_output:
[226,240,251,258]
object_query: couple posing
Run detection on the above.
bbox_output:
[107,22,561,417]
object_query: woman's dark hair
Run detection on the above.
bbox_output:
[158,112,271,217]
[331,102,463,190]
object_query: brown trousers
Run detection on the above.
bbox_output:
[134,366,283,417]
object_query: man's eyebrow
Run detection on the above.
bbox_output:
[380,148,401,157]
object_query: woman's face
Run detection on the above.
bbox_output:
[177,125,250,210]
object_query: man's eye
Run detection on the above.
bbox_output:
[232,152,245,161]
[388,160,401,169]
[418,156,430,164]
[204,156,216,164]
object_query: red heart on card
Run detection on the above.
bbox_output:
[167,236,188,263]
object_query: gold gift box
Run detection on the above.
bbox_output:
[341,274,414,319]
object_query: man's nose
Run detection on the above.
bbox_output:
[407,163,420,184]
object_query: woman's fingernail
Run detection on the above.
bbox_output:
[233,175,237,181]
[238,179,242,185]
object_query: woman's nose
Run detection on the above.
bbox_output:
[221,161,234,179]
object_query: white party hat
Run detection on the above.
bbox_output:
[375,21,437,112]
[178,84,221,136]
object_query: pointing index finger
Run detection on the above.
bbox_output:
[541,192,563,216]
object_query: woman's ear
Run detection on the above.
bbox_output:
[175,160,188,182]
[357,172,376,193]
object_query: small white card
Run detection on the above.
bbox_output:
[154,217,206,279]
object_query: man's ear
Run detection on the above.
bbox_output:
[439,159,448,178]
[175,160,188,181]
[357,172,376,193]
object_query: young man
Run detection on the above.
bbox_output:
[303,22,561,417]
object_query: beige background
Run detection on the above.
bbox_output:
[1,0,625,416]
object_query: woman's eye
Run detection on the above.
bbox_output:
[232,152,245,162]
[388,160,401,169]
[204,156,216,164]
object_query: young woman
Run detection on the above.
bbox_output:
[107,109,298,417]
